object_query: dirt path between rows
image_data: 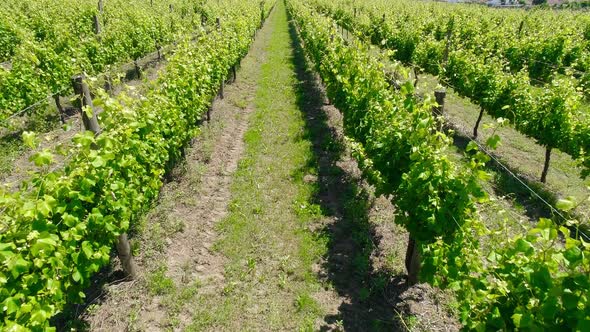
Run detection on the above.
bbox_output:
[76,3,459,331]
[81,11,271,332]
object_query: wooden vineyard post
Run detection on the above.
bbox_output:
[413,67,419,89]
[116,233,137,280]
[405,235,420,285]
[71,75,139,280]
[540,146,552,183]
[72,75,100,133]
[473,107,485,139]
[134,60,142,79]
[169,4,173,12]
[232,65,237,83]
[98,0,104,13]
[433,89,446,130]
[104,74,113,95]
[93,15,101,36]
[433,90,446,116]
[53,95,66,124]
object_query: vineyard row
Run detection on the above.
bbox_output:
[0,0,274,329]
[287,0,590,330]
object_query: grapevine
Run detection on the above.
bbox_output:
[311,0,590,182]
[288,0,590,329]
[0,0,271,329]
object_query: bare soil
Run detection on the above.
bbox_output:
[80,12,269,332]
[73,4,461,331]
[289,20,460,330]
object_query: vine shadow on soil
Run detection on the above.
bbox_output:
[287,13,415,332]
[51,260,127,331]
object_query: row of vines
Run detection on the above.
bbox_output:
[0,0,274,330]
[287,0,589,330]
[309,0,590,183]
[0,0,220,122]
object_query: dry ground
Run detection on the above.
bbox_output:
[68,2,460,331]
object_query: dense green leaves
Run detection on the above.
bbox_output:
[289,0,590,330]
[313,0,590,179]
[0,0,272,329]
[448,219,590,330]
[287,0,480,245]
[0,0,209,122]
